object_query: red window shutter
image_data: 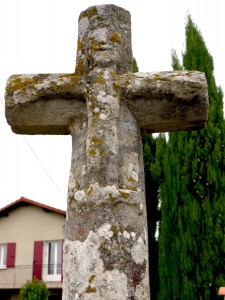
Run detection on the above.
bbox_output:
[6,243,16,267]
[33,241,43,280]
[61,239,64,283]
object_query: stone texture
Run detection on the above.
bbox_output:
[5,4,209,300]
[6,71,208,135]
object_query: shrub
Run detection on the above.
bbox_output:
[19,278,49,300]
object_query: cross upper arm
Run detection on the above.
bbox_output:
[119,71,209,134]
[5,74,87,134]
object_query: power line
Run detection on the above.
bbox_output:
[22,136,63,196]
[1,97,63,196]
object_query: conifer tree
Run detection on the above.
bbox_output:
[132,57,139,73]
[158,15,225,299]
[143,135,163,299]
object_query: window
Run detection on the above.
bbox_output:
[0,244,7,268]
[43,241,62,281]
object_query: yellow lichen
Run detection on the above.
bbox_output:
[93,112,100,120]
[109,194,116,202]
[89,275,96,284]
[91,136,102,144]
[89,96,96,110]
[109,32,121,44]
[88,150,97,156]
[79,6,97,21]
[87,6,97,19]
[111,225,119,235]
[85,285,97,293]
[89,39,105,51]
[120,191,130,199]
[154,74,174,81]
[128,186,138,191]
[77,38,83,52]
[113,82,120,95]
[128,177,136,183]
[58,75,83,94]
[6,76,33,94]
[93,76,106,85]
[75,58,85,75]
[110,71,117,78]
[87,186,93,196]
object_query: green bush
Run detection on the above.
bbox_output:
[19,278,49,300]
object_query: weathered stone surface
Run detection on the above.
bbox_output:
[5,4,209,300]
[120,70,208,133]
[75,4,132,75]
[5,73,86,134]
[5,70,208,135]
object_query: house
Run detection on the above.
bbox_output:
[0,197,66,300]
[219,287,225,299]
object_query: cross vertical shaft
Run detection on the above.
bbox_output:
[64,6,150,298]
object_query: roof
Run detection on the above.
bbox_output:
[0,196,66,217]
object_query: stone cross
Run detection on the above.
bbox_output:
[5,5,208,300]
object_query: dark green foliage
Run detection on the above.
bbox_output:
[132,57,139,72]
[143,135,163,299]
[171,49,183,71]
[19,278,49,300]
[158,15,225,299]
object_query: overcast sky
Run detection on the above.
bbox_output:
[0,0,224,210]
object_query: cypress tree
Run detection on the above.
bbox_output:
[143,135,164,299]
[132,57,139,73]
[158,15,225,299]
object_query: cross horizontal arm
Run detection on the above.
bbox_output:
[119,71,209,134]
[5,73,87,134]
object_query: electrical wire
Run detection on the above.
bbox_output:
[0,97,63,196]
[22,135,63,196]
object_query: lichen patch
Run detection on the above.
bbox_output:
[109,32,121,44]
[63,227,129,299]
[131,235,146,264]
